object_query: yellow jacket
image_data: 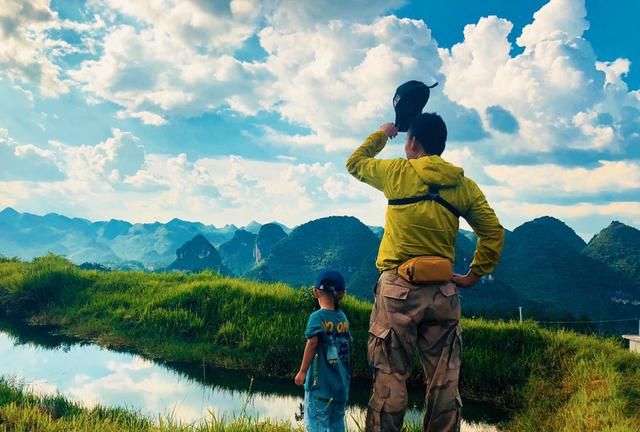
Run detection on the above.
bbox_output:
[346,130,504,275]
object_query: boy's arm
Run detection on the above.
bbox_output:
[294,336,319,386]
[346,126,396,192]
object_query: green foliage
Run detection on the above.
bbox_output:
[248,216,380,299]
[0,256,639,431]
[494,217,633,319]
[584,221,640,289]
[0,254,93,316]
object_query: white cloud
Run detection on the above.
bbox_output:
[517,0,589,47]
[439,0,639,154]
[70,23,270,117]
[97,0,261,53]
[116,110,167,126]
[71,2,483,150]
[49,128,145,184]
[263,0,405,29]
[0,128,65,181]
[0,0,69,96]
[596,58,630,89]
[257,15,445,149]
[485,160,640,196]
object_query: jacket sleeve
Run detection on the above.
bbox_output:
[346,131,393,192]
[463,181,505,276]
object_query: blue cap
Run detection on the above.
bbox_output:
[315,269,345,292]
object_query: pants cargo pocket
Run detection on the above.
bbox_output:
[438,282,458,297]
[368,321,391,372]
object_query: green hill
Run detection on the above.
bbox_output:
[218,229,257,276]
[254,223,288,262]
[167,234,227,274]
[584,221,640,292]
[249,216,380,298]
[493,217,631,318]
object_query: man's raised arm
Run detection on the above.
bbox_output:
[346,123,397,192]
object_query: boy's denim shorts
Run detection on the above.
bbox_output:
[304,391,347,432]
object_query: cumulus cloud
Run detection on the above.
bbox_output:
[50,128,146,184]
[97,0,262,53]
[70,23,270,120]
[485,160,640,196]
[263,0,405,29]
[116,110,168,126]
[0,128,65,181]
[439,0,639,155]
[71,2,487,142]
[0,0,68,96]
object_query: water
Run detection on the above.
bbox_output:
[0,321,506,430]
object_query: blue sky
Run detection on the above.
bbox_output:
[0,0,639,239]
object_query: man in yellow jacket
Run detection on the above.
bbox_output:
[346,113,504,432]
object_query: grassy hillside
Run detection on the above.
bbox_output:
[0,255,639,431]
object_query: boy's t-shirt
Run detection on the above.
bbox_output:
[304,308,351,401]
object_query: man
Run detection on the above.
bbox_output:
[346,113,504,432]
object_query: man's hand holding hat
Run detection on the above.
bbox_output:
[379,123,398,139]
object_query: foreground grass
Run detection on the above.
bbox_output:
[0,255,639,431]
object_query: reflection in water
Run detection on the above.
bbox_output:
[0,322,504,431]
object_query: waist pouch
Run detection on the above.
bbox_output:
[396,256,452,284]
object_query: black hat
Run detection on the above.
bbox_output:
[315,269,345,292]
[393,80,438,132]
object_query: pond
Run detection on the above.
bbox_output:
[0,320,507,430]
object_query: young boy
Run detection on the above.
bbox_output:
[294,269,351,432]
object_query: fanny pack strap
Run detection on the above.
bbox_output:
[387,185,462,218]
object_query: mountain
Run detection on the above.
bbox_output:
[167,235,227,273]
[0,208,120,263]
[524,216,586,251]
[0,208,239,269]
[93,219,132,240]
[254,223,288,263]
[493,216,633,318]
[584,221,640,290]
[249,216,380,299]
[367,225,384,239]
[218,229,257,276]
[241,221,262,234]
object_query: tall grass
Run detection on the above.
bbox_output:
[0,254,639,431]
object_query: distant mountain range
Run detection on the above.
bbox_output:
[1,207,639,320]
[0,207,284,270]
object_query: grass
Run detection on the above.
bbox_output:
[0,254,639,431]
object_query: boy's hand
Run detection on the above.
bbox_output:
[379,123,398,139]
[294,370,306,386]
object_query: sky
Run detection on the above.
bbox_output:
[0,0,639,239]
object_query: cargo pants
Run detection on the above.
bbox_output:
[365,271,462,432]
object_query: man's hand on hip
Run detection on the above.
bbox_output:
[452,270,481,288]
[379,123,398,139]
